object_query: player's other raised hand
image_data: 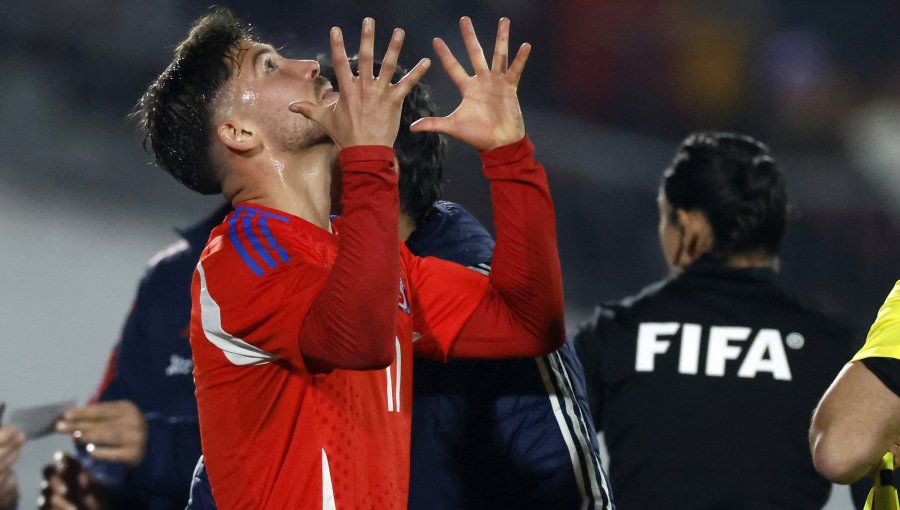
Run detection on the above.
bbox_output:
[289,18,431,149]
[411,17,531,151]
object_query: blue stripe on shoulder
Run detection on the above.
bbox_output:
[241,211,278,269]
[228,211,265,277]
[236,205,291,222]
[258,216,291,264]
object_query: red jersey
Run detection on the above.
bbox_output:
[191,137,563,509]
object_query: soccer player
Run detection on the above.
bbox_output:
[187,57,608,510]
[0,425,24,510]
[137,8,562,509]
[810,286,900,492]
[575,132,857,509]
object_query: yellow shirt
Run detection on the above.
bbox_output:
[853,281,900,362]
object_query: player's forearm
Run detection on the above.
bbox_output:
[478,135,564,352]
[300,146,400,372]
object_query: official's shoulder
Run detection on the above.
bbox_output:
[770,281,858,337]
[601,278,671,319]
[574,279,670,344]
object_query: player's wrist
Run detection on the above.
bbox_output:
[479,135,533,167]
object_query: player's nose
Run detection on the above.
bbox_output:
[291,59,320,80]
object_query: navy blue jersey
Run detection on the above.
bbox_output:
[80,205,229,510]
[575,261,857,509]
[188,201,610,509]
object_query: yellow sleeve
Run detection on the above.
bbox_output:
[853,281,900,362]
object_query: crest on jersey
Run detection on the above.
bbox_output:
[398,277,411,315]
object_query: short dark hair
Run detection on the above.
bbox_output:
[661,132,788,260]
[319,57,447,225]
[134,6,252,194]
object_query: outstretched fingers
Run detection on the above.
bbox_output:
[506,42,532,86]
[329,27,353,86]
[432,37,469,88]
[491,17,510,72]
[379,28,405,83]
[459,16,489,75]
[358,17,375,80]
[392,58,432,99]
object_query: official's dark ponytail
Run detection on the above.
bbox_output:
[661,132,788,261]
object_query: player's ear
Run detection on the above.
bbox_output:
[216,119,259,153]
[676,208,714,266]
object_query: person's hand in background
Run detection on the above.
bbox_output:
[0,426,25,510]
[56,401,148,466]
[39,452,109,510]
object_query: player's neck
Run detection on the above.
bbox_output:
[228,144,336,231]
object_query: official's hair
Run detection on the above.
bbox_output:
[661,132,788,260]
[134,6,252,194]
[320,57,447,226]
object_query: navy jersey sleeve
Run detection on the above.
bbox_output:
[79,257,202,507]
[186,457,218,510]
[573,307,613,428]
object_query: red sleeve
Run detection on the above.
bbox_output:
[449,136,565,359]
[299,145,400,372]
[406,246,490,361]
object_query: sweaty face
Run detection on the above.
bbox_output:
[657,191,682,272]
[218,40,336,150]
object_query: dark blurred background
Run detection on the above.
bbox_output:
[3,1,900,507]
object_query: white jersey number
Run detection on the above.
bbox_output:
[385,337,402,412]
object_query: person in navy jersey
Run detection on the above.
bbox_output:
[39,204,229,510]
[186,58,610,510]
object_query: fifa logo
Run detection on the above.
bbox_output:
[634,322,803,381]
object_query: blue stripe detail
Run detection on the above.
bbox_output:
[241,211,278,269]
[259,217,291,263]
[228,211,265,277]
[235,205,291,222]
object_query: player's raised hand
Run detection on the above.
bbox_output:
[289,18,431,149]
[411,17,531,151]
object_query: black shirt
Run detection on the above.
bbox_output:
[575,261,857,510]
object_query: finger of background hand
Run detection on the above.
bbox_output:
[61,402,121,423]
[491,17,510,72]
[0,469,15,491]
[0,427,23,446]
[0,471,16,507]
[0,444,20,468]
[378,28,405,83]
[329,27,353,85]
[45,471,68,497]
[432,38,468,87]
[358,17,375,80]
[459,16,489,74]
[392,58,431,98]
[48,493,77,510]
[75,425,126,448]
[506,42,532,85]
